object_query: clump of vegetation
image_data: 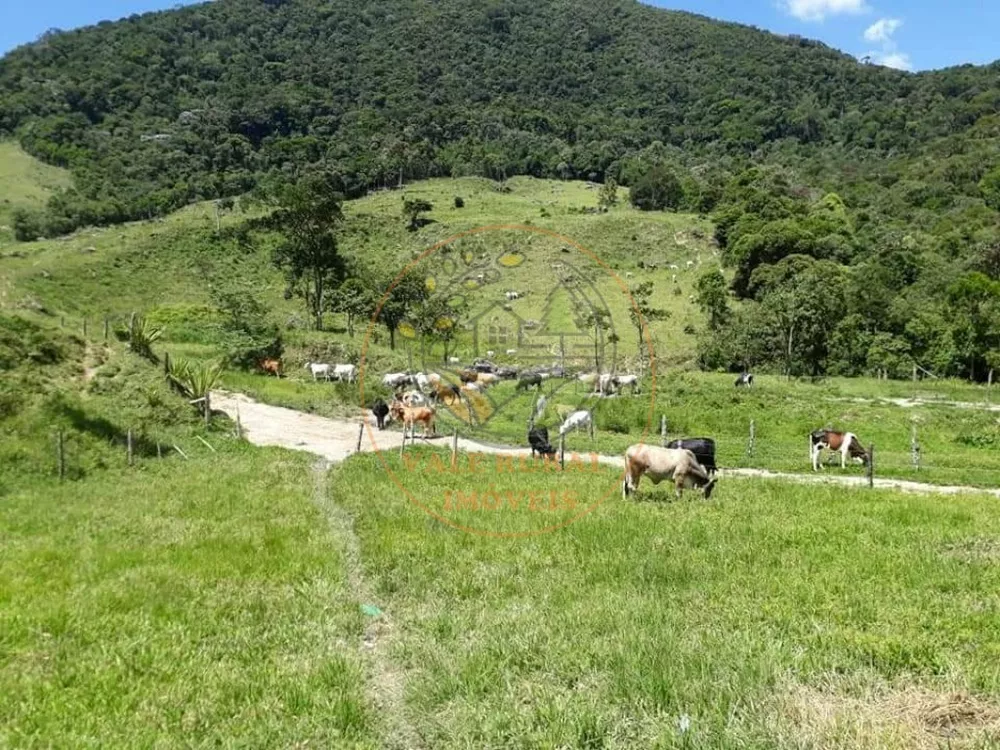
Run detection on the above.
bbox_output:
[166,358,224,403]
[124,313,162,361]
[454,196,465,209]
[403,198,433,231]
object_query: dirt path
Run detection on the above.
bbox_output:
[211,391,1000,499]
[827,395,1000,412]
[310,460,423,750]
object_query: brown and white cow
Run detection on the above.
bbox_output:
[259,358,282,377]
[390,400,436,438]
[810,429,868,471]
[622,444,717,500]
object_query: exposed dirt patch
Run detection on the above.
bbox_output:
[942,537,1000,563]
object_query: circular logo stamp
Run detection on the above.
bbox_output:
[358,224,657,537]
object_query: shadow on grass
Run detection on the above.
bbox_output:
[57,403,163,458]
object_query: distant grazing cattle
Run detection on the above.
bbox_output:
[547,366,566,378]
[459,369,480,384]
[613,374,639,394]
[333,364,357,383]
[259,358,282,377]
[666,438,717,475]
[505,291,521,300]
[496,366,519,380]
[476,372,500,387]
[382,372,412,389]
[472,360,497,374]
[506,348,517,355]
[735,372,754,388]
[448,356,461,365]
[810,429,868,471]
[486,350,495,357]
[622,445,717,501]
[516,372,543,391]
[528,426,557,458]
[371,399,390,430]
[558,410,592,436]
[577,372,599,391]
[390,400,436,437]
[305,362,332,381]
[432,382,461,405]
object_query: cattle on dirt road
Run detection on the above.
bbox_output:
[390,400,436,437]
[528,426,557,458]
[622,445,717,500]
[371,399,390,430]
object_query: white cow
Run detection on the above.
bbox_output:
[400,390,428,407]
[305,362,332,381]
[613,374,639,394]
[333,364,356,383]
[559,410,592,436]
[506,349,517,355]
[505,291,521,300]
[622,445,716,500]
[383,372,412,389]
[448,357,461,365]
[413,372,430,391]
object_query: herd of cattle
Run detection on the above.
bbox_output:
[254,357,868,500]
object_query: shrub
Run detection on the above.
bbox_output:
[454,196,465,208]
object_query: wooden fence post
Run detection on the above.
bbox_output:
[57,431,65,480]
[356,422,365,453]
[660,415,667,447]
[399,423,407,459]
[157,442,162,459]
[911,423,920,471]
[988,369,994,405]
[127,428,134,467]
[451,428,458,469]
[103,315,109,341]
[559,433,565,470]
[235,403,242,440]
[82,319,87,338]
[867,443,875,488]
[164,351,171,376]
[747,420,756,460]
[589,411,595,441]
[204,391,211,426]
[912,364,917,383]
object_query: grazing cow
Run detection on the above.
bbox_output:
[596,373,616,395]
[577,372,599,391]
[476,372,501,387]
[448,356,461,365]
[413,372,430,391]
[505,291,521,300]
[548,366,566,379]
[461,381,482,393]
[333,364,357,383]
[432,382,461,405]
[613,374,639,394]
[734,372,754,388]
[622,445,717,500]
[528,426,557,458]
[666,438,717,475]
[305,362,332,381]
[426,372,442,386]
[496,366,519,380]
[506,349,517,355]
[383,372,412,389]
[459,369,480,384]
[558,410,592,436]
[371,399,390,430]
[486,350,495,358]
[472,360,497,374]
[260,358,282,377]
[390,401,436,437]
[400,390,428,407]
[516,372,543,391]
[810,429,868,471]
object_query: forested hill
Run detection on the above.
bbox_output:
[1,0,998,237]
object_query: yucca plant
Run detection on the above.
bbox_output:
[166,358,224,403]
[126,312,163,361]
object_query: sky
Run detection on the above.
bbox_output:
[1,0,997,72]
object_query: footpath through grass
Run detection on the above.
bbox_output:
[0,446,378,748]
[334,450,1000,748]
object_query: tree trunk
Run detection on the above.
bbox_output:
[314,270,324,331]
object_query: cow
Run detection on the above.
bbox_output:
[735,372,754,388]
[505,291,521,301]
[496,366,519,380]
[476,372,501,387]
[558,410,592,437]
[577,372,599,391]
[666,438,717,476]
[305,362,332,381]
[390,400,436,437]
[333,364,357,383]
[472,359,497,373]
[413,372,431,391]
[400,390,429,407]
[431,382,461,405]
[516,372,543,391]
[528,426,557,458]
[459,369,480,384]
[259,358,282,377]
[613,374,639,394]
[810,429,868,472]
[622,445,717,501]
[371,399,390,430]
[505,349,517,355]
[448,356,461,365]
[383,372,412,389]
[461,381,482,393]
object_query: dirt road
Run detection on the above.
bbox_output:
[211,391,1000,499]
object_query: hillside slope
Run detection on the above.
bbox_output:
[1,0,998,234]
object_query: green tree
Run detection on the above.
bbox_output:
[377,269,428,350]
[331,276,376,338]
[979,167,1000,211]
[598,176,619,212]
[403,198,433,231]
[695,269,730,330]
[629,166,684,211]
[626,281,669,375]
[269,174,345,331]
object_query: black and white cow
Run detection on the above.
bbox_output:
[666,437,717,475]
[735,372,754,388]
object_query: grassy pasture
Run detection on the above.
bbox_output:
[0,142,72,246]
[333,450,1000,748]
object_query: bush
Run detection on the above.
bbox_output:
[454,196,465,208]
[629,166,685,211]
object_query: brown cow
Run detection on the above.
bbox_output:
[390,400,436,438]
[622,444,716,500]
[810,429,868,471]
[259,358,282,377]
[459,369,479,384]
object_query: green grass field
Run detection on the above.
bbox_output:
[4,147,1000,748]
[0,142,72,246]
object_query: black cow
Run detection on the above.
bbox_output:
[472,359,497,373]
[371,399,390,430]
[516,372,543,391]
[496,366,519,380]
[666,437,717,475]
[735,372,754,388]
[528,426,557,458]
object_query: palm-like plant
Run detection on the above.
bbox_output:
[126,313,163,360]
[166,358,224,401]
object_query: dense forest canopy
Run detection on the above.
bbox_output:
[1,0,1000,379]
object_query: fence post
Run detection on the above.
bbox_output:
[164,351,171,376]
[204,391,211,427]
[912,364,917,383]
[747,419,756,460]
[988,369,994,405]
[82,319,87,338]
[57,431,65,480]
[451,428,458,469]
[235,403,242,440]
[356,422,365,453]
[911,423,920,471]
[103,315,109,341]
[127,428,134,467]
[399,423,407,459]
[157,442,162,459]
[660,415,667,447]
[589,411,595,441]
[867,443,875,488]
[559,433,565,470]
